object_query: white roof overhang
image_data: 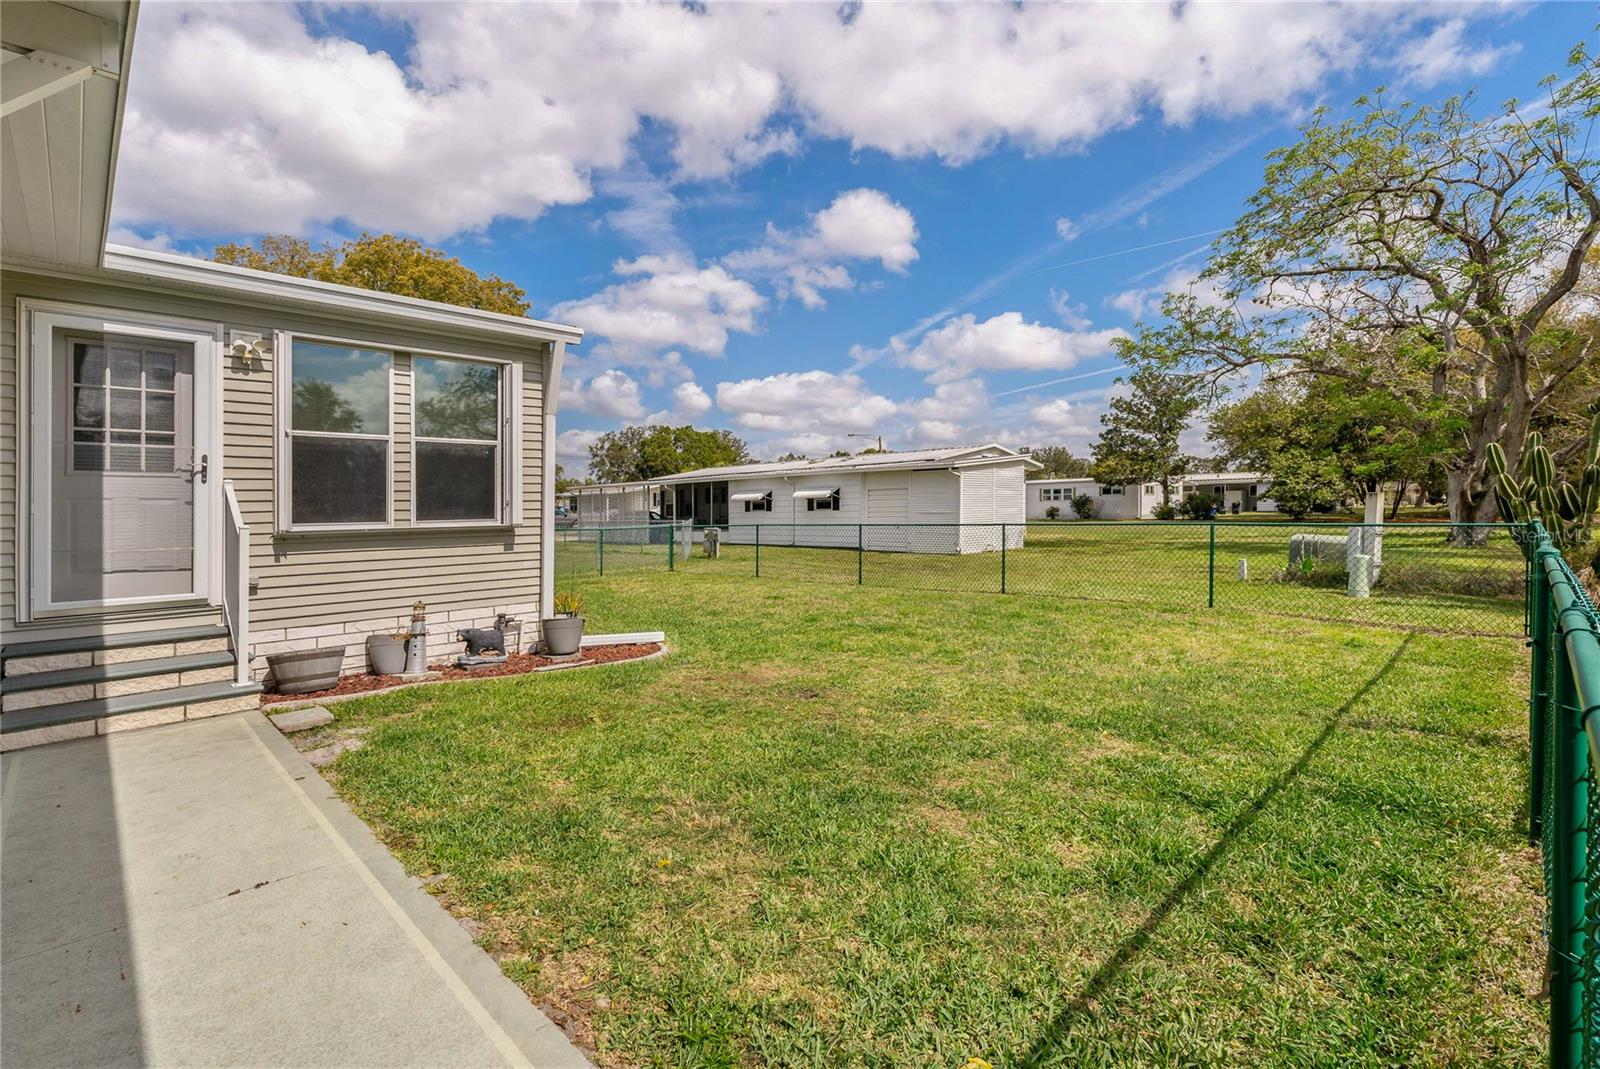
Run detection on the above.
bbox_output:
[792,488,837,500]
[729,491,769,503]
[1,1,133,269]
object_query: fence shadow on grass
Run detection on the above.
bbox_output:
[1015,634,1415,1069]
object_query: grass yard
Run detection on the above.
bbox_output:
[310,572,1542,1068]
[561,521,1525,637]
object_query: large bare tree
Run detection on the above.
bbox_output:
[1124,44,1599,526]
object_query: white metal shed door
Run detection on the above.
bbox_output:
[865,486,910,551]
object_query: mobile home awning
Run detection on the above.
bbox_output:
[729,492,768,503]
[792,488,838,500]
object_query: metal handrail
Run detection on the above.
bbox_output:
[222,480,251,686]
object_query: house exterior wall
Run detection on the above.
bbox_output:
[1,268,552,677]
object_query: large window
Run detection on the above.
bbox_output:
[413,356,504,523]
[286,341,391,526]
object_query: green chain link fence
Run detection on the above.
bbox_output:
[1524,522,1600,1069]
[557,520,1524,636]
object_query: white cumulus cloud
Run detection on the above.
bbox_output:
[893,312,1128,385]
[561,369,647,420]
[715,370,897,435]
[114,3,1507,239]
[724,188,920,310]
[551,255,766,360]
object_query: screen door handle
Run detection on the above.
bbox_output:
[178,454,208,483]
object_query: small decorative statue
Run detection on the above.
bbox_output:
[456,626,507,658]
[404,600,428,675]
[455,613,510,669]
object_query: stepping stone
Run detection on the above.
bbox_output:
[269,706,334,733]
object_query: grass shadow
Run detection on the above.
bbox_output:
[1015,634,1416,1069]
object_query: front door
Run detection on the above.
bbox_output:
[28,305,216,615]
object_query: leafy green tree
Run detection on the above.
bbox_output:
[291,380,363,433]
[214,233,530,315]
[1208,374,1452,511]
[586,425,751,483]
[773,452,808,463]
[636,426,751,479]
[1127,46,1600,525]
[1025,445,1092,479]
[1090,367,1204,504]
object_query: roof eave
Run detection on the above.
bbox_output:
[97,245,585,346]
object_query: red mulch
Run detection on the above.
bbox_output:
[260,643,661,705]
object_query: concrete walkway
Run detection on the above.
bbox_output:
[1,713,591,1068]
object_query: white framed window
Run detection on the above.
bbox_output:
[278,337,393,530]
[411,354,513,525]
[737,491,772,513]
[795,487,840,511]
[1100,485,1123,496]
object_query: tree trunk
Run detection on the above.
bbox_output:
[1389,482,1406,520]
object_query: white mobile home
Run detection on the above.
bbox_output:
[1027,472,1273,519]
[1,3,581,748]
[1027,478,1166,520]
[580,445,1040,553]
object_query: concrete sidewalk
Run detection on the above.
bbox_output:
[1,713,591,1068]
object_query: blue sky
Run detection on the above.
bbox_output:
[109,2,1595,472]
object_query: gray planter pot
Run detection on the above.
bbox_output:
[541,615,585,656]
[266,647,346,694]
[366,634,409,676]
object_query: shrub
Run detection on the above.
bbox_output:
[1152,501,1178,520]
[1044,505,1061,520]
[1181,492,1220,520]
[1070,493,1096,519]
[554,591,584,616]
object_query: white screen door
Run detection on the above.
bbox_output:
[28,306,217,615]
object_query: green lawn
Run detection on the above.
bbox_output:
[309,572,1542,1068]
[559,521,1524,637]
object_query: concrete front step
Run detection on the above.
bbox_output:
[1,624,231,666]
[1,650,237,695]
[0,680,264,751]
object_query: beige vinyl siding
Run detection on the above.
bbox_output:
[1,295,18,633]
[2,267,550,649]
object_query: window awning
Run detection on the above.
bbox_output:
[730,491,768,503]
[792,488,838,500]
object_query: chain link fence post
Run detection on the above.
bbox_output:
[598,527,605,577]
[1550,627,1588,1069]
[857,524,864,585]
[667,523,675,572]
[1207,522,1216,609]
[755,523,761,578]
[1000,523,1008,594]
[1531,548,1551,843]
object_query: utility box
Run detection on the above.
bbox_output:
[704,527,720,558]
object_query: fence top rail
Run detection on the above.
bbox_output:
[563,520,1513,532]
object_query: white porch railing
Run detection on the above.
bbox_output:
[222,479,251,685]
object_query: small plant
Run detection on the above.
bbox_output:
[1044,505,1061,520]
[1070,493,1096,520]
[1181,491,1220,520]
[1488,407,1600,553]
[1153,501,1178,520]
[553,591,584,617]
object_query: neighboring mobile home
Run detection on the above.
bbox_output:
[575,445,1041,553]
[0,2,581,748]
[1025,472,1272,519]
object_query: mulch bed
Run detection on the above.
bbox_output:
[260,643,661,705]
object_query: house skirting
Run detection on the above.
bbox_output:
[251,600,543,682]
